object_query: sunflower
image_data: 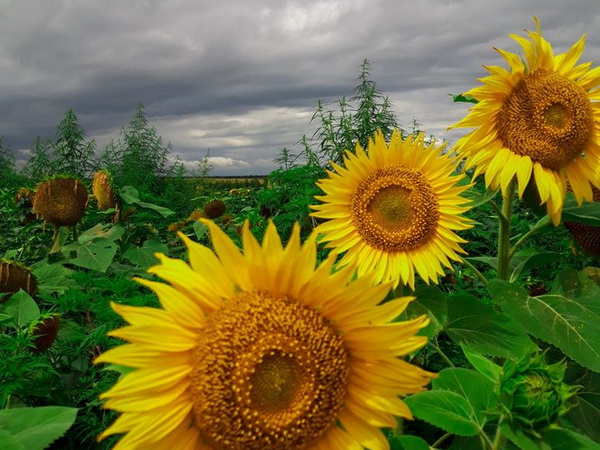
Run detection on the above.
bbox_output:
[96,220,434,450]
[449,18,600,225]
[311,130,472,289]
[33,176,88,227]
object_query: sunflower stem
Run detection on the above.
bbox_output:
[509,215,552,259]
[497,181,516,280]
[491,425,506,450]
[431,432,452,448]
[459,257,488,287]
[429,337,455,368]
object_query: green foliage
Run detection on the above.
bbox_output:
[100,103,180,194]
[52,109,97,179]
[0,406,78,450]
[295,59,404,166]
[490,272,600,372]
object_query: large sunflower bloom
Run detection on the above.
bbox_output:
[311,130,472,289]
[96,220,434,450]
[450,18,600,225]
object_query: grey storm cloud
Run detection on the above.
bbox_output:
[1,0,600,175]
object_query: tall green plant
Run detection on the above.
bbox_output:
[101,103,177,194]
[52,109,97,179]
[298,59,402,166]
[21,137,55,182]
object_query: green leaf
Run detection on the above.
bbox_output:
[48,226,71,254]
[464,256,497,271]
[509,249,561,282]
[432,368,498,426]
[119,186,174,217]
[78,223,124,244]
[446,294,536,359]
[63,239,118,272]
[463,186,498,208]
[461,345,502,383]
[389,434,430,450]
[408,286,447,337]
[123,240,169,268]
[192,221,208,241]
[0,429,25,450]
[403,390,480,436]
[542,428,600,449]
[3,290,40,327]
[500,421,547,450]
[31,263,76,296]
[119,185,141,203]
[0,406,78,450]
[452,93,479,104]
[490,277,600,372]
[562,194,600,226]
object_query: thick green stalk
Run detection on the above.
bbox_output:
[497,182,516,280]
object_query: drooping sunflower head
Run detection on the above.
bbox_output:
[311,130,472,289]
[92,170,119,211]
[203,199,226,219]
[564,187,600,257]
[0,260,38,300]
[33,176,89,227]
[450,18,600,225]
[96,220,434,449]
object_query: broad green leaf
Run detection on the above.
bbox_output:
[119,186,174,217]
[0,406,78,450]
[0,429,25,450]
[389,434,430,450]
[490,277,600,372]
[432,368,498,426]
[403,390,480,437]
[500,421,548,450]
[461,345,502,383]
[123,240,169,268]
[446,294,536,358]
[31,263,76,296]
[562,194,600,226]
[78,223,124,244]
[119,185,141,203]
[3,290,40,327]
[567,388,600,442]
[542,428,600,449]
[63,239,118,272]
[509,249,561,282]
[407,285,447,337]
[135,200,175,218]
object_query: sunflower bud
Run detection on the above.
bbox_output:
[92,170,118,211]
[29,314,61,353]
[0,261,38,301]
[498,353,576,436]
[33,176,89,227]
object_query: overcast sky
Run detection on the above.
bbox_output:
[2,0,600,175]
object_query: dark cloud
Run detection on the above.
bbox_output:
[2,0,600,175]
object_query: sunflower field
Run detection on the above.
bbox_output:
[1,19,600,450]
